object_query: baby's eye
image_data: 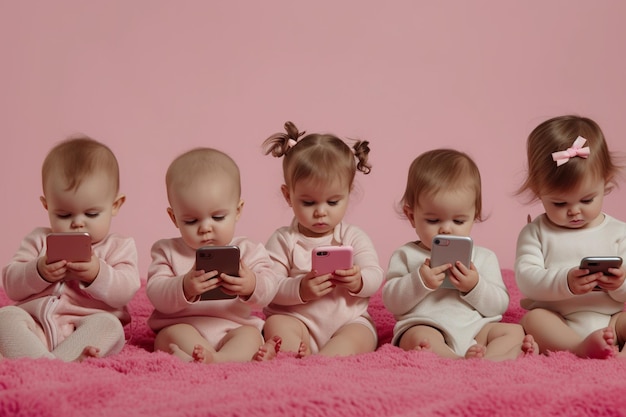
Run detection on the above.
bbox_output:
[425,219,438,224]
[302,201,314,207]
[453,220,466,225]
[183,219,198,225]
[56,213,71,219]
[553,202,566,207]
[85,212,100,218]
[327,200,339,206]
[212,215,226,222]
[581,198,594,204]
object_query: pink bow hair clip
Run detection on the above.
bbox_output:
[551,136,590,166]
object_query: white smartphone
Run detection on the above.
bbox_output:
[46,232,92,263]
[430,235,473,289]
[196,246,240,300]
[312,246,354,276]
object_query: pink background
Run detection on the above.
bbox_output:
[1,1,625,276]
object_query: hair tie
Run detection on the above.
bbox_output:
[551,136,590,166]
[286,138,297,150]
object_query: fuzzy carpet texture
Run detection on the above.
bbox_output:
[2,270,626,417]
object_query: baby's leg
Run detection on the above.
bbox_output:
[0,306,54,359]
[53,312,125,362]
[262,314,311,354]
[319,323,376,357]
[253,336,282,361]
[399,325,460,359]
[522,308,613,358]
[211,325,263,363]
[610,312,626,358]
[154,323,214,363]
[474,323,535,361]
[575,327,616,359]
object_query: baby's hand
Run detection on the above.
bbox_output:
[594,267,625,292]
[300,270,335,302]
[419,258,447,290]
[64,255,100,284]
[184,265,221,301]
[568,267,598,295]
[220,261,256,298]
[448,261,479,293]
[37,256,67,283]
[331,265,363,293]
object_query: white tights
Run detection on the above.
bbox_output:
[0,306,125,361]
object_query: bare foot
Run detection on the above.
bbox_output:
[78,346,100,362]
[465,344,486,359]
[413,339,431,352]
[253,336,282,361]
[192,344,215,364]
[520,334,539,357]
[575,327,616,359]
[296,341,311,359]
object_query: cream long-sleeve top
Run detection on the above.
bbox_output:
[515,213,626,316]
[146,236,277,332]
[383,241,508,344]
[2,227,141,347]
[263,219,384,338]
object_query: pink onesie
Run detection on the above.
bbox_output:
[264,219,384,352]
[146,236,277,348]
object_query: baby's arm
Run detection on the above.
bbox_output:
[460,250,509,317]
[82,237,141,308]
[2,229,55,301]
[515,223,573,301]
[382,246,432,316]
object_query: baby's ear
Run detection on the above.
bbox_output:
[235,199,244,220]
[167,207,179,229]
[403,204,416,227]
[40,196,48,210]
[280,184,292,206]
[111,194,126,216]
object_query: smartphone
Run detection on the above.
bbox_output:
[46,232,92,263]
[430,235,473,289]
[312,245,354,276]
[196,246,240,300]
[580,256,623,275]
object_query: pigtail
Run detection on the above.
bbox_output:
[263,121,306,158]
[352,140,372,174]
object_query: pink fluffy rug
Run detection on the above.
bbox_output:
[2,270,626,417]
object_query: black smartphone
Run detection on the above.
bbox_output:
[46,232,92,263]
[196,246,240,300]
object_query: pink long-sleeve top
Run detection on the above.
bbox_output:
[2,227,141,348]
[264,219,384,341]
[145,236,277,332]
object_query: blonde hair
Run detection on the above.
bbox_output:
[262,121,371,190]
[42,136,119,194]
[166,147,241,203]
[401,149,483,221]
[517,115,620,201]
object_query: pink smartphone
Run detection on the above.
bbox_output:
[46,232,92,263]
[196,246,240,300]
[311,246,354,276]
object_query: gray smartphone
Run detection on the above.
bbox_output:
[580,256,623,275]
[46,232,92,263]
[196,245,240,300]
[580,256,623,291]
[430,235,473,290]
